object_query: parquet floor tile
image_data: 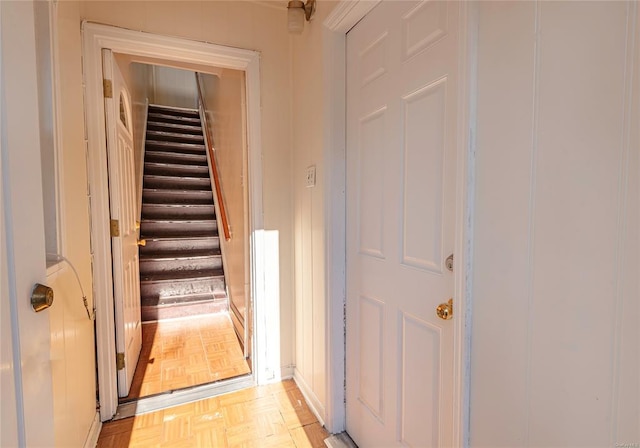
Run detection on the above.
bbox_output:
[123,313,250,401]
[98,380,330,448]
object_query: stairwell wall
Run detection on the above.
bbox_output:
[80,0,295,379]
[199,71,250,337]
[151,65,198,110]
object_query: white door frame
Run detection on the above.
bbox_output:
[82,22,267,421]
[321,2,477,442]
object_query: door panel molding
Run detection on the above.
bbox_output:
[82,22,265,421]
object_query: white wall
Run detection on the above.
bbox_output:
[80,0,295,379]
[47,1,98,446]
[152,65,197,109]
[470,2,639,445]
[200,71,250,336]
[290,0,338,423]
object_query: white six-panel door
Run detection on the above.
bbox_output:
[102,49,142,397]
[346,1,459,446]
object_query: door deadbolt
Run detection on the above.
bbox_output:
[445,254,454,272]
[31,283,54,312]
[436,298,453,320]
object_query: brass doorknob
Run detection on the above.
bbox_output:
[436,298,453,320]
[137,239,146,247]
[31,283,54,312]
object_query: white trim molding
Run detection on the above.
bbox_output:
[321,0,382,434]
[321,1,475,442]
[81,22,266,421]
[82,412,101,448]
[452,3,478,447]
[293,369,326,428]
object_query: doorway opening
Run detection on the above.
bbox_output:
[107,58,252,403]
[83,23,273,422]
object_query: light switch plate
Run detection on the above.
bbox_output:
[305,165,316,187]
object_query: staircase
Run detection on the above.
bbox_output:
[139,104,227,322]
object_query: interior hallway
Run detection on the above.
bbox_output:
[123,313,250,401]
[99,380,329,447]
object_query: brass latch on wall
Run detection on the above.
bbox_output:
[116,352,125,371]
[110,219,120,237]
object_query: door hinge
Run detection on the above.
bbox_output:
[116,352,125,371]
[103,79,113,98]
[110,219,120,237]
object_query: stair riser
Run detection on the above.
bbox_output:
[144,176,211,191]
[144,152,208,166]
[148,106,200,118]
[142,237,220,252]
[146,141,206,154]
[146,131,204,145]
[147,122,202,135]
[147,114,201,126]
[142,204,215,220]
[141,221,218,236]
[140,277,225,300]
[142,190,213,205]
[144,163,209,177]
[141,300,227,322]
[139,256,223,275]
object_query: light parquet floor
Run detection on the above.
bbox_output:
[98,379,330,447]
[123,313,251,401]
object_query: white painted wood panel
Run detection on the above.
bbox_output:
[0,1,54,446]
[358,108,386,258]
[470,3,538,444]
[38,2,102,445]
[402,79,447,272]
[400,313,441,447]
[471,2,639,445]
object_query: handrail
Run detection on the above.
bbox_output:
[195,73,231,241]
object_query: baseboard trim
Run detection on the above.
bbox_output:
[293,369,326,427]
[280,365,295,380]
[83,412,102,448]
